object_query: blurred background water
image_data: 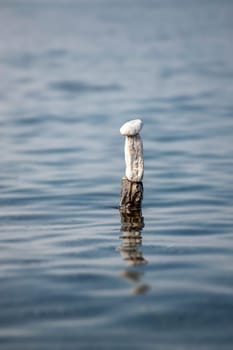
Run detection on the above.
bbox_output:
[0,0,233,349]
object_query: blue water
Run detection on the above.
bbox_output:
[0,0,233,349]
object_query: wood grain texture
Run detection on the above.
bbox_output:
[124,134,144,182]
[119,177,143,210]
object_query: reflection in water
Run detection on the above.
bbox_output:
[119,209,149,295]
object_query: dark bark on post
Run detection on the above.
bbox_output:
[119,176,143,211]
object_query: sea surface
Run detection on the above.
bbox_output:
[0,0,233,349]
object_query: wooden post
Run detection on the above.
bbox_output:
[119,119,144,211]
[119,177,143,210]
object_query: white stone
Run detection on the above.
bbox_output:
[124,134,144,182]
[120,119,143,136]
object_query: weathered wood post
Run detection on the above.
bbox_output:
[119,119,144,211]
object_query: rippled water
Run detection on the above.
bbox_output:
[1,1,233,349]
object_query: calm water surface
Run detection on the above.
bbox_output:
[0,0,233,349]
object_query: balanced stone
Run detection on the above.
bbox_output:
[120,119,143,136]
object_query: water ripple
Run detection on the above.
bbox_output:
[50,80,122,94]
[0,0,233,349]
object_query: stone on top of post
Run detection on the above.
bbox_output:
[120,119,143,136]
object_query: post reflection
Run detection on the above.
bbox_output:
[118,209,150,295]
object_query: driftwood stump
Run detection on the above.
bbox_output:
[119,177,143,211]
[119,119,144,211]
